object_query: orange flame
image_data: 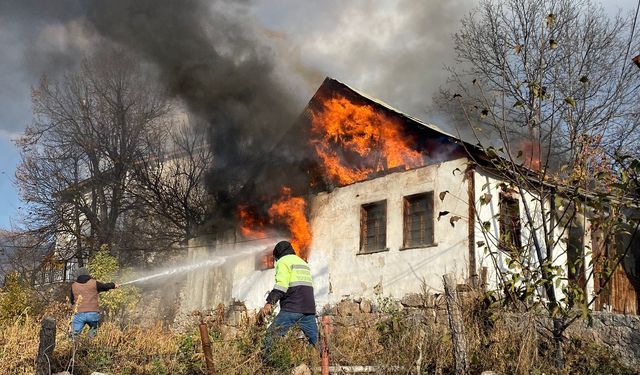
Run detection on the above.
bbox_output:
[310,94,424,185]
[238,205,267,239]
[519,140,541,170]
[238,94,426,258]
[268,187,312,260]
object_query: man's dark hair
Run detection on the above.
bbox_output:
[273,240,296,261]
[75,267,90,277]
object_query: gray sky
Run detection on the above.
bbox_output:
[0,0,636,229]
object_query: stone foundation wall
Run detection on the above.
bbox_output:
[572,312,640,368]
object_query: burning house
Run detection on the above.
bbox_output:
[182,78,640,315]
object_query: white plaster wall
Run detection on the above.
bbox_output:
[309,158,471,308]
[182,237,279,312]
[182,233,335,312]
[474,169,558,294]
[231,257,275,310]
[181,161,598,314]
[473,170,503,290]
[583,219,596,299]
[473,167,594,304]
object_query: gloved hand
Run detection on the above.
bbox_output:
[257,303,272,324]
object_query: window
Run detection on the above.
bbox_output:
[403,192,435,248]
[499,192,522,253]
[360,200,387,253]
[255,249,274,270]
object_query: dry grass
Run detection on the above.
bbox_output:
[0,294,634,374]
[325,295,634,375]
[0,305,318,375]
[0,314,182,374]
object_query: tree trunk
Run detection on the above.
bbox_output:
[35,316,56,375]
[552,318,565,369]
[443,273,468,375]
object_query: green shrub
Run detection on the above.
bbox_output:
[263,330,319,372]
[264,335,295,371]
[88,246,140,318]
[0,272,41,321]
[175,332,205,375]
[86,349,113,370]
[563,336,636,375]
[150,357,169,375]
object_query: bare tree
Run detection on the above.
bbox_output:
[15,48,170,265]
[132,120,213,244]
[439,0,640,368]
[15,145,88,265]
[441,0,640,166]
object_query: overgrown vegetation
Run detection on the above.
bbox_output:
[329,295,634,375]
[437,0,640,368]
[0,286,632,374]
[0,272,41,322]
[87,247,141,320]
[0,305,318,374]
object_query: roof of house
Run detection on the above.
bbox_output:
[327,78,461,140]
[311,77,481,153]
[309,78,640,207]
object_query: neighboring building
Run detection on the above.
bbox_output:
[52,113,206,272]
[183,78,640,315]
[0,230,63,286]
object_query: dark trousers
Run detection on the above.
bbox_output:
[263,310,318,356]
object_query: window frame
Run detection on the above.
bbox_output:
[498,191,522,254]
[402,191,436,250]
[255,249,275,270]
[359,200,388,254]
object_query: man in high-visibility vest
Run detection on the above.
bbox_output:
[260,240,317,354]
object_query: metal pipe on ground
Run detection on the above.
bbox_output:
[313,365,405,373]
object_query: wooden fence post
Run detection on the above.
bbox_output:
[321,315,331,375]
[36,316,56,375]
[443,273,468,375]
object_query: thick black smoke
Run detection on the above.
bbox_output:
[82,0,299,215]
[2,0,486,230]
[3,0,300,220]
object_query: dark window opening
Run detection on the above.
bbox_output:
[403,192,434,248]
[360,200,387,253]
[255,249,274,270]
[499,193,522,254]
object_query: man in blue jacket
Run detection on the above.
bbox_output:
[260,241,317,355]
